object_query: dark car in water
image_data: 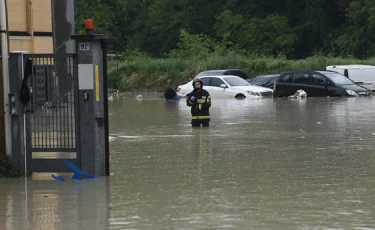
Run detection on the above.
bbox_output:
[246,74,279,89]
[196,69,250,79]
[273,71,373,97]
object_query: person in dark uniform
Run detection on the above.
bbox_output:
[186,78,211,127]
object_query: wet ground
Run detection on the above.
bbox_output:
[1,96,375,229]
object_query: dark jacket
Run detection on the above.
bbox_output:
[186,79,211,120]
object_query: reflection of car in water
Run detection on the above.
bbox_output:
[176,75,273,99]
[196,69,250,80]
[273,71,373,97]
[246,74,279,89]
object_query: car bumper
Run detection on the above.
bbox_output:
[247,91,273,97]
[259,91,273,97]
[356,91,373,96]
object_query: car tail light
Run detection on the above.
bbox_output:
[176,87,181,92]
[273,82,276,89]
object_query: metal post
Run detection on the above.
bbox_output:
[0,0,11,156]
[9,52,28,175]
[116,54,119,77]
[71,23,109,176]
[102,41,110,176]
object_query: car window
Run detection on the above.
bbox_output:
[223,76,250,86]
[197,71,224,77]
[294,73,308,84]
[200,77,211,86]
[325,73,355,85]
[279,74,293,83]
[310,74,326,85]
[224,70,249,79]
[211,77,225,87]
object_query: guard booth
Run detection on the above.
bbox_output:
[9,21,110,177]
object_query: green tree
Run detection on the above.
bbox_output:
[215,11,296,57]
[74,0,114,34]
[336,0,375,58]
[73,0,375,59]
[142,0,189,56]
[168,29,215,58]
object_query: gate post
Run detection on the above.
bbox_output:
[9,52,28,175]
[71,21,110,176]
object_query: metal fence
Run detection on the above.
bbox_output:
[26,54,79,152]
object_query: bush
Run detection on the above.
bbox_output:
[0,155,21,178]
[107,54,375,91]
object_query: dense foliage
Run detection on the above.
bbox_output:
[0,155,21,178]
[75,0,375,59]
[107,53,375,90]
[75,0,375,90]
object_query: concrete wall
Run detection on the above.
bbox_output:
[8,0,28,32]
[33,0,52,32]
[7,0,53,53]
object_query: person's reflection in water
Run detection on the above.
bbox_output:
[191,128,212,174]
[164,100,181,125]
[164,99,180,112]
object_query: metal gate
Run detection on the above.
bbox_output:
[25,54,80,173]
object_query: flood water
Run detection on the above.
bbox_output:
[1,96,375,229]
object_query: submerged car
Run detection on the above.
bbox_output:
[176,75,273,98]
[196,69,250,79]
[246,74,279,89]
[273,70,373,97]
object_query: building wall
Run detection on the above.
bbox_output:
[7,0,53,54]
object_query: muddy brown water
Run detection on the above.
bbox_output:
[1,96,375,229]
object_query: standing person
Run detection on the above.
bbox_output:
[186,78,211,127]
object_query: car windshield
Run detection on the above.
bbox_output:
[223,76,250,86]
[197,71,224,76]
[325,73,354,85]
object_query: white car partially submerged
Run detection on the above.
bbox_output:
[176,75,273,98]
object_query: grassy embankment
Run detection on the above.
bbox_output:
[107,54,375,92]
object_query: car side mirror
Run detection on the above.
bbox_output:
[220,84,227,88]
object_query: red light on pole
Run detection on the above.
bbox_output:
[84,19,95,35]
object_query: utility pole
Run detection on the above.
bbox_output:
[0,31,3,158]
[0,0,10,157]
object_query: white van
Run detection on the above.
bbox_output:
[325,65,375,84]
